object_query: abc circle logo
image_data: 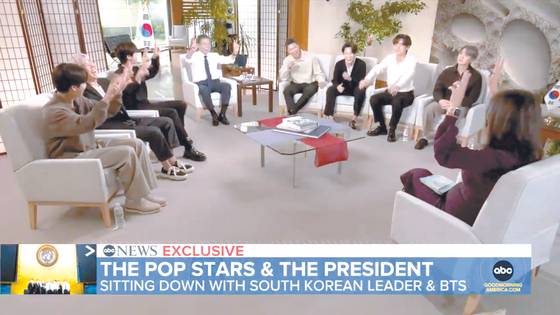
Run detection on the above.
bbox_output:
[493,260,514,281]
[103,245,116,257]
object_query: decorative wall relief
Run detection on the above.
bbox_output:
[430,0,560,91]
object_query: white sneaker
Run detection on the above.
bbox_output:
[124,198,161,214]
[145,194,167,207]
[174,160,194,174]
[158,166,188,181]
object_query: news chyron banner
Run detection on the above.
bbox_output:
[1,244,531,295]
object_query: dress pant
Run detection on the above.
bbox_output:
[283,81,318,114]
[77,138,156,200]
[137,100,187,126]
[324,85,366,116]
[98,117,179,162]
[195,79,231,110]
[134,117,178,161]
[137,101,193,150]
[370,90,415,130]
[420,101,445,140]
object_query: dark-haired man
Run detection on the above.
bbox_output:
[360,34,417,142]
[42,63,165,214]
[184,34,239,126]
[279,38,326,115]
[414,45,482,150]
[323,43,367,129]
[114,42,206,161]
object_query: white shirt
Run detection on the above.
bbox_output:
[91,82,105,97]
[365,53,416,92]
[185,51,235,83]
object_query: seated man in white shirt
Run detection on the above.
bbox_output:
[359,34,417,142]
[279,38,326,115]
[185,35,239,126]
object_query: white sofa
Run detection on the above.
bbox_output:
[278,53,332,116]
[366,62,441,139]
[327,56,378,128]
[179,53,238,120]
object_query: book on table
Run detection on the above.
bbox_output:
[273,116,330,139]
[419,174,456,195]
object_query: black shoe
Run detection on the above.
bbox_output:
[366,126,387,136]
[211,113,219,126]
[387,129,397,142]
[183,147,207,162]
[414,138,428,150]
[218,114,230,125]
[349,120,358,130]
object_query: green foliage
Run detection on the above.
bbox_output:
[184,0,235,49]
[336,0,426,53]
[237,25,255,55]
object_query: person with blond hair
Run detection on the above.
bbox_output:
[75,53,192,181]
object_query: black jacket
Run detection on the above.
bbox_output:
[119,56,160,109]
[83,78,135,128]
[331,58,367,91]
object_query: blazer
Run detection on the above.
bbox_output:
[83,79,135,129]
[331,58,366,91]
[433,115,531,225]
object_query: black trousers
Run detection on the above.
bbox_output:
[283,81,318,114]
[98,117,178,162]
[370,90,415,129]
[324,85,366,116]
[196,79,231,111]
[137,100,192,151]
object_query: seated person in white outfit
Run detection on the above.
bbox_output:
[42,63,166,214]
[185,35,239,126]
[359,34,417,142]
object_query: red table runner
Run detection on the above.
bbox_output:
[258,116,348,167]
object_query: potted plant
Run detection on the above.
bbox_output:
[336,0,426,54]
[234,24,255,67]
[183,0,234,54]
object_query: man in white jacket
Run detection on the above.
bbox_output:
[359,34,417,142]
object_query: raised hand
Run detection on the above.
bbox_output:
[489,56,504,96]
[342,71,351,81]
[153,42,160,58]
[448,70,472,112]
[232,40,240,55]
[142,48,150,65]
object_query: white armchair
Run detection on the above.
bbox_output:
[278,53,333,116]
[392,154,560,265]
[0,95,145,229]
[367,62,441,140]
[328,56,377,128]
[179,53,238,120]
[391,155,560,313]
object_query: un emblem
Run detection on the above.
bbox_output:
[36,245,58,267]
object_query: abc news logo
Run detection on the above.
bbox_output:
[102,245,158,257]
[103,245,116,257]
[492,260,514,281]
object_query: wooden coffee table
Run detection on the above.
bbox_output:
[227,76,274,117]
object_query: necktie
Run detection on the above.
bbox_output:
[204,55,212,85]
